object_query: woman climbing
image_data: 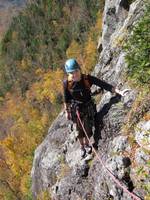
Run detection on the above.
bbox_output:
[63,58,123,158]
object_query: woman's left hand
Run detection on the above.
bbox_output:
[114,88,131,96]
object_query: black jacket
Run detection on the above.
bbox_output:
[63,74,114,104]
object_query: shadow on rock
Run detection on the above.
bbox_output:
[94,94,122,146]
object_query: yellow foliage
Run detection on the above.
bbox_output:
[0,93,24,121]
[82,11,103,73]
[0,136,14,149]
[83,37,97,73]
[20,173,31,196]
[63,5,71,18]
[145,196,150,200]
[143,113,150,121]
[0,6,103,199]
[41,112,49,126]
[35,68,45,77]
[0,185,16,200]
[0,88,61,198]
[12,31,18,40]
[0,139,21,177]
[66,40,82,59]
[20,59,28,70]
[17,58,32,71]
[95,11,103,34]
[37,190,51,200]
[66,40,84,70]
[27,69,63,104]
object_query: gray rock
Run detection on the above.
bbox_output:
[122,89,137,108]
[130,147,150,199]
[31,0,147,199]
[110,136,130,153]
[104,156,133,200]
[31,111,70,198]
[94,0,145,86]
[135,147,150,166]
[102,0,130,48]
[135,120,150,150]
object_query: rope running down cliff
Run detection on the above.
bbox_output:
[76,109,143,200]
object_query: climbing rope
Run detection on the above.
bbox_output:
[76,109,142,200]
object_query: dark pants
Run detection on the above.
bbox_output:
[75,115,93,139]
[71,100,102,144]
[75,111,102,144]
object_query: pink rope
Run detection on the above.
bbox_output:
[76,110,142,200]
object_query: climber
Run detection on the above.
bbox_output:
[63,58,123,158]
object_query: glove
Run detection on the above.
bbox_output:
[115,88,131,97]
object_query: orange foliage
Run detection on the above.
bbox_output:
[0,68,63,198]
[0,7,103,199]
[26,69,64,104]
[143,113,150,121]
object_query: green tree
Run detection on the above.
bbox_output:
[125,2,150,85]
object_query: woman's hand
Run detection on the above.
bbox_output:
[112,87,131,96]
[114,88,123,96]
[111,87,124,96]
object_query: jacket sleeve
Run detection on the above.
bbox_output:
[88,75,114,92]
[63,80,73,103]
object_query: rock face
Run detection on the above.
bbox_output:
[31,0,148,200]
[135,120,150,151]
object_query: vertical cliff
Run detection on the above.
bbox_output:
[31,0,149,199]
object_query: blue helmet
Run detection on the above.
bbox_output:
[65,58,80,73]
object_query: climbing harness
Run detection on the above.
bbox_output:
[69,99,96,124]
[76,109,142,200]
